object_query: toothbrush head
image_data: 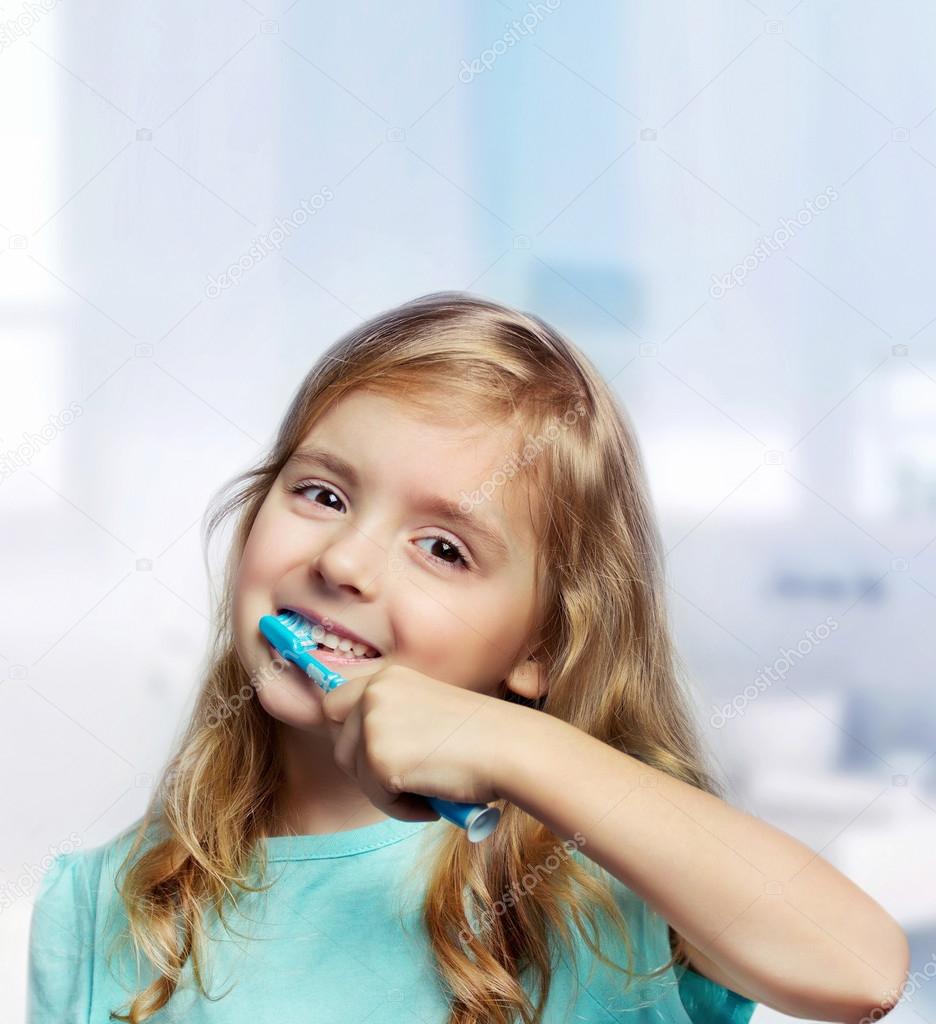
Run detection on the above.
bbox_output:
[258,611,346,693]
[275,609,321,649]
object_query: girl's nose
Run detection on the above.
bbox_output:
[309,523,386,596]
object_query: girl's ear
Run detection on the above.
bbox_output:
[504,656,547,702]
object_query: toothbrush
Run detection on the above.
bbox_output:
[258,612,502,842]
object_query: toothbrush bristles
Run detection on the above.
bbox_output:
[276,610,320,649]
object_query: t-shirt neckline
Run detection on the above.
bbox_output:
[261,815,438,861]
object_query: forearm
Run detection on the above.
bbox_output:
[494,707,910,1021]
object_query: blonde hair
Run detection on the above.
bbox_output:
[107,291,728,1023]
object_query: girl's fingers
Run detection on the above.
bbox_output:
[327,674,440,823]
[331,699,363,780]
[353,739,439,823]
[321,677,368,725]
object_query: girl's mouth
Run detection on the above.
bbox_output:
[275,607,383,666]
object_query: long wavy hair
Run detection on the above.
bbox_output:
[106,291,728,1023]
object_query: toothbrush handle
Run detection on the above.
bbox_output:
[427,797,501,842]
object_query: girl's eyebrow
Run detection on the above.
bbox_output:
[284,445,511,559]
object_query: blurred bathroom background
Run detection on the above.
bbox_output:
[2,2,934,1020]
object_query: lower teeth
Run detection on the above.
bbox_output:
[319,647,374,659]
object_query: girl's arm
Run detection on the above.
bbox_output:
[491,706,910,1023]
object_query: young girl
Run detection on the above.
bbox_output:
[28,292,909,1023]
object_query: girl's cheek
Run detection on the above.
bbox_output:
[397,607,488,686]
[239,522,284,583]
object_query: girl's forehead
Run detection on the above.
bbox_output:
[308,389,527,462]
[365,387,484,423]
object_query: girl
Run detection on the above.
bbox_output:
[28,292,909,1023]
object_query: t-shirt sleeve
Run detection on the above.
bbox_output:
[609,866,759,1022]
[26,850,97,1024]
[675,962,758,1023]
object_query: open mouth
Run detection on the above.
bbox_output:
[276,608,382,662]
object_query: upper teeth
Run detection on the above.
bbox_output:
[306,617,379,658]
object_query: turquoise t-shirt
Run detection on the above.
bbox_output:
[27,816,758,1023]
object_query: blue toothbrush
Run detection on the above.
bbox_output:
[258,612,502,842]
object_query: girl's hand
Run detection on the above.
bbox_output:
[319,664,517,823]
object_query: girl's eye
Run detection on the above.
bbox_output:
[288,479,472,572]
[289,480,345,512]
[413,536,471,572]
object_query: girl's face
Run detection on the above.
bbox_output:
[232,389,543,734]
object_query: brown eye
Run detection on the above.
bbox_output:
[290,481,345,512]
[414,536,471,571]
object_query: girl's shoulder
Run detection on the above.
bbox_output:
[28,821,162,1006]
[32,819,160,920]
[27,823,155,1024]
